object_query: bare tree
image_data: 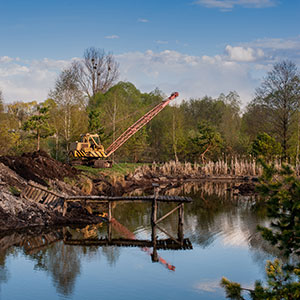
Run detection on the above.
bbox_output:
[72,47,119,99]
[49,67,86,153]
[254,60,300,159]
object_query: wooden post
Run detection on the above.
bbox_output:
[107,220,112,242]
[151,183,159,262]
[151,224,158,262]
[108,201,112,222]
[151,183,159,225]
[63,200,68,217]
[178,203,184,244]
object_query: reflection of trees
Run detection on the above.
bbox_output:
[0,251,9,293]
[101,246,120,267]
[28,233,102,296]
[31,242,81,296]
[180,182,282,267]
[0,228,100,297]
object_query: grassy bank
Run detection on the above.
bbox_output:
[75,163,145,178]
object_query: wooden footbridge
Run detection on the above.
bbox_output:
[21,181,65,211]
[21,182,193,266]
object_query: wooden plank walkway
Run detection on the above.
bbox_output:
[64,237,193,250]
[21,181,65,211]
[65,195,192,203]
[21,181,192,209]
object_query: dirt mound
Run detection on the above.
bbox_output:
[0,150,78,186]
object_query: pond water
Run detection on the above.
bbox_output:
[0,181,277,300]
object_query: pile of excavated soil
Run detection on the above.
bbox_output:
[0,152,107,232]
[0,185,103,231]
[0,150,78,186]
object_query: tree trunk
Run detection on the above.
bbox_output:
[55,131,59,160]
[172,108,178,163]
[37,130,40,151]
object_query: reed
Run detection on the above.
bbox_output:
[130,158,298,179]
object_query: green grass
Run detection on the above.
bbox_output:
[9,186,21,197]
[75,162,145,178]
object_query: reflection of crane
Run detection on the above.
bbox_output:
[110,218,176,271]
[65,218,176,271]
[69,92,179,167]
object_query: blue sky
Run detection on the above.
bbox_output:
[1,0,300,105]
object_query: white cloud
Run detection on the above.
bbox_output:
[117,49,257,104]
[138,18,149,23]
[245,36,300,52]
[0,56,14,63]
[155,40,168,45]
[241,36,300,66]
[195,0,278,10]
[0,57,71,102]
[105,35,119,39]
[225,45,264,62]
[1,35,299,105]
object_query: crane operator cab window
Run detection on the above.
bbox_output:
[92,135,100,146]
[90,135,100,150]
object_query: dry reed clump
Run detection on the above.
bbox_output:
[129,158,296,180]
[79,176,93,195]
[130,159,287,179]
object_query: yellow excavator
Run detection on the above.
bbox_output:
[69,92,179,167]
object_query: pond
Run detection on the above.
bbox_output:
[0,181,277,300]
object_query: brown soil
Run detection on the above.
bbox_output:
[0,151,103,233]
[0,150,78,186]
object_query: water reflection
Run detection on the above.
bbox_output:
[0,181,278,300]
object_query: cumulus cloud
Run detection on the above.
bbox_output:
[225,45,264,62]
[105,35,119,39]
[117,49,258,104]
[195,0,278,10]
[241,36,300,66]
[0,57,71,102]
[0,56,14,63]
[1,35,299,105]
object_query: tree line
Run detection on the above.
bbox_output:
[1,47,300,164]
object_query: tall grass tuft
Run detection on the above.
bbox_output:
[130,158,293,179]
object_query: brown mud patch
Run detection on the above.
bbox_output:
[0,150,78,186]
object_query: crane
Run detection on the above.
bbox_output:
[69,92,179,167]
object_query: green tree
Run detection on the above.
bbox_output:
[221,162,300,299]
[219,91,243,155]
[49,67,88,157]
[242,102,272,142]
[250,132,282,160]
[88,82,152,161]
[6,101,37,129]
[87,110,107,142]
[190,121,223,163]
[0,91,20,155]
[23,105,54,151]
[253,60,300,159]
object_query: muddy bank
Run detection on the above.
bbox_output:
[0,150,78,187]
[0,183,104,232]
[0,152,103,233]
